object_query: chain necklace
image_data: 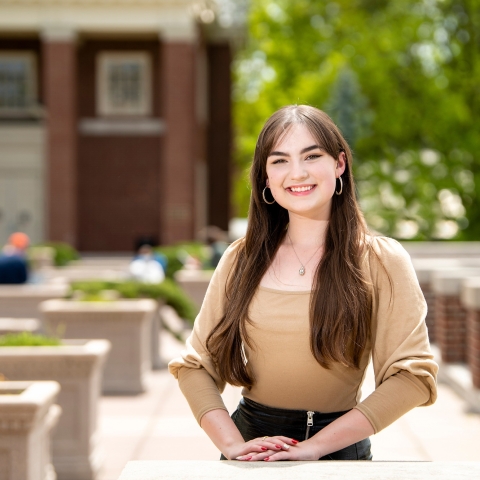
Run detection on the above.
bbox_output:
[286,230,323,276]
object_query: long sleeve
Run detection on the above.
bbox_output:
[168,239,244,424]
[354,236,438,433]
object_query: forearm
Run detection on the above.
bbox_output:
[200,408,246,459]
[306,408,374,458]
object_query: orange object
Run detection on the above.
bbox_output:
[8,232,30,250]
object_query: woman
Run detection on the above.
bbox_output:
[169,105,438,462]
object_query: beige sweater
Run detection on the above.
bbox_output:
[168,236,438,433]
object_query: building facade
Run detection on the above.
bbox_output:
[0,0,237,251]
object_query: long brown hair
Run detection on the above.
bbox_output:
[206,105,372,388]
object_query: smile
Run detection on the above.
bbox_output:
[288,185,315,193]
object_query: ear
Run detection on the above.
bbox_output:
[336,151,347,177]
[266,178,270,187]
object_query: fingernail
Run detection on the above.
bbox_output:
[264,457,269,461]
[236,456,243,460]
[261,447,267,451]
[245,456,252,460]
[275,444,281,449]
[291,439,298,444]
[284,445,290,449]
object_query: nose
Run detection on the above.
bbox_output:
[289,159,308,181]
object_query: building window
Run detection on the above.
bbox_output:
[97,52,152,116]
[0,52,37,113]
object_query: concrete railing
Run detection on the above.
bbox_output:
[118,460,480,480]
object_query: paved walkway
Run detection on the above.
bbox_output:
[97,331,480,480]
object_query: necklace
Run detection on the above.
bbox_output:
[287,231,323,276]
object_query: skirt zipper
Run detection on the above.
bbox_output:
[305,411,315,440]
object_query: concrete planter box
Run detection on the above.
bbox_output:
[0,381,61,480]
[0,284,68,320]
[174,269,213,309]
[40,299,156,394]
[0,317,41,335]
[0,340,110,480]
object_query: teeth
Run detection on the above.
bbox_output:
[290,186,313,192]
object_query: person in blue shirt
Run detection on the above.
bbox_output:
[0,232,30,284]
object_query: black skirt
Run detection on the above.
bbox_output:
[221,397,372,461]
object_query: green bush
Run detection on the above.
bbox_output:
[36,242,80,266]
[70,278,198,324]
[0,332,61,347]
[154,243,208,279]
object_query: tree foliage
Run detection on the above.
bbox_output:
[233,0,479,240]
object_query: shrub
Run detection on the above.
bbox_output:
[154,242,208,279]
[36,242,80,266]
[70,278,198,324]
[0,332,61,347]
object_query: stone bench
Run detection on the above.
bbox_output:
[402,241,480,258]
[118,460,480,480]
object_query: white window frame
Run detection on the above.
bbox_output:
[0,51,38,115]
[96,51,152,117]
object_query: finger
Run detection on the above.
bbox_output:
[264,451,290,462]
[273,436,300,446]
[248,450,274,462]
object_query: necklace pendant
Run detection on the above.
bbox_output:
[299,266,305,276]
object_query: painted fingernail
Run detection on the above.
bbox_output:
[275,444,281,449]
[261,447,267,451]
[291,439,298,444]
[264,457,270,461]
[245,456,252,460]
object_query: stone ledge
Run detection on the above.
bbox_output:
[431,269,480,295]
[119,460,480,480]
[461,277,480,310]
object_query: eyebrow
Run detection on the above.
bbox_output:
[268,144,321,157]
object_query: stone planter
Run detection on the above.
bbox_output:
[0,317,41,335]
[0,340,110,480]
[174,269,213,309]
[0,284,68,320]
[0,380,61,480]
[40,299,156,394]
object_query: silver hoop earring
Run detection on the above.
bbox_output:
[335,176,343,195]
[262,186,276,204]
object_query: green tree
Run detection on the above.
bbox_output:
[233,0,479,240]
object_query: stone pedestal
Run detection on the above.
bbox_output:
[461,277,480,389]
[174,269,213,309]
[0,340,110,480]
[118,460,480,480]
[0,381,61,480]
[40,299,156,394]
[432,269,480,363]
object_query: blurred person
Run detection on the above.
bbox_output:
[169,106,438,462]
[129,244,165,284]
[0,232,30,284]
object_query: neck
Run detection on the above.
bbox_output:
[286,213,328,248]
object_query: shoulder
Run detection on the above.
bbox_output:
[210,237,245,282]
[364,235,416,282]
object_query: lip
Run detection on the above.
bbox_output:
[286,184,317,196]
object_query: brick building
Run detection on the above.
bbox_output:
[0,0,241,251]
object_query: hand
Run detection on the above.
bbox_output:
[260,439,322,461]
[225,436,298,461]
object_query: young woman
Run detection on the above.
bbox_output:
[169,105,438,461]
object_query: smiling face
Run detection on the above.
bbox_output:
[265,123,346,220]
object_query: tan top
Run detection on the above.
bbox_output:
[168,236,438,433]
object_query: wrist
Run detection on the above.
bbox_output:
[304,437,328,459]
